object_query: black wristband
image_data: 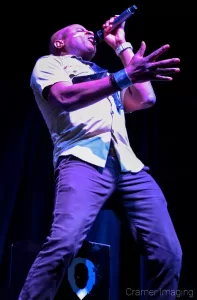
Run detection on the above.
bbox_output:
[109,73,122,91]
[109,69,133,91]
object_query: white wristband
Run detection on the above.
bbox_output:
[115,42,133,56]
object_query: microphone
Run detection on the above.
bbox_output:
[94,5,137,44]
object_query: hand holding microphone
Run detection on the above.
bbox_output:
[94,5,137,44]
[94,5,180,88]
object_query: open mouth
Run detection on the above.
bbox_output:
[88,37,96,45]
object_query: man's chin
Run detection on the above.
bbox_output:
[83,48,96,61]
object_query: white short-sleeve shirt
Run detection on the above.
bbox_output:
[30,54,144,172]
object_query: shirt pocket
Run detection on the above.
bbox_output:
[63,63,94,80]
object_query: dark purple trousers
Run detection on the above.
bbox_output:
[18,154,182,299]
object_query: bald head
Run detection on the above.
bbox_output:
[49,24,96,60]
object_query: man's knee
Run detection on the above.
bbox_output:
[44,233,82,263]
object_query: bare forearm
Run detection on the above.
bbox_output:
[118,46,135,65]
[49,76,118,110]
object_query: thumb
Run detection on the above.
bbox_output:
[136,41,146,56]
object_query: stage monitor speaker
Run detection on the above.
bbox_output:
[8,240,110,300]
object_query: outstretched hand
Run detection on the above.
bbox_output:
[125,42,180,83]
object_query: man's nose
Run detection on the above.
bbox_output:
[86,30,94,36]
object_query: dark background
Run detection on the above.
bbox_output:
[0,0,196,299]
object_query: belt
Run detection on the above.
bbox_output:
[109,142,117,157]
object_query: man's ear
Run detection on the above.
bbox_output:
[54,40,64,49]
